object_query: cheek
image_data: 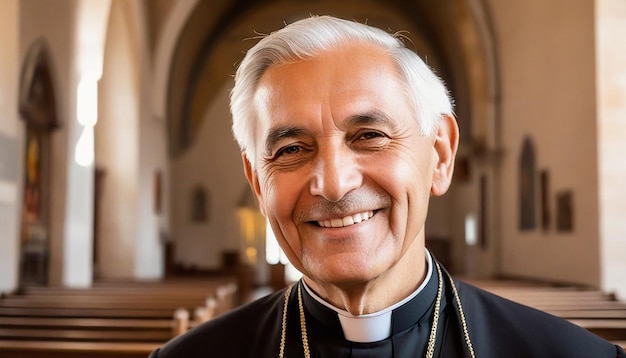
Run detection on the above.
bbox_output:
[258,172,305,249]
[260,176,307,270]
[374,150,434,200]
[260,174,295,218]
[373,151,434,235]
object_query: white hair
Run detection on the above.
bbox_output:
[230,15,453,168]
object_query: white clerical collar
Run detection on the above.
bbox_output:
[302,249,434,343]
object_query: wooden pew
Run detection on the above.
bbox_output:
[0,317,173,330]
[0,279,237,357]
[545,309,626,319]
[0,312,174,358]
[466,278,626,345]
[0,306,176,319]
[0,307,183,345]
[568,319,626,341]
[0,341,159,358]
[0,328,171,342]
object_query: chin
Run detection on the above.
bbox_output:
[309,259,388,286]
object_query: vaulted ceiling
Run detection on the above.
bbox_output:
[144,0,497,157]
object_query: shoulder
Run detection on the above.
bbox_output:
[150,288,287,358]
[453,280,623,357]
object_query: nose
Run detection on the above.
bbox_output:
[309,143,362,202]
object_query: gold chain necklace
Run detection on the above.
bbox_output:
[425,261,444,358]
[279,283,310,358]
[278,261,475,358]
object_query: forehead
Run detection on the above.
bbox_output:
[258,43,402,98]
[252,42,413,135]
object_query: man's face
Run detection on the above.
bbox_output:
[245,42,454,286]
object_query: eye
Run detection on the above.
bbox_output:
[350,130,390,150]
[266,143,313,168]
[277,145,300,156]
[358,131,385,140]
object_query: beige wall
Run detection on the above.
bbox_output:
[97,0,166,279]
[490,0,601,287]
[20,0,78,286]
[597,0,626,299]
[4,0,622,292]
[97,0,140,279]
[170,82,248,269]
[133,0,167,279]
[0,0,21,294]
[14,0,168,283]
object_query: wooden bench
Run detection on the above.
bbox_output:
[0,311,174,357]
[526,301,626,311]
[545,309,626,319]
[0,279,238,357]
[0,328,171,342]
[0,306,178,319]
[0,317,172,329]
[468,278,626,343]
[0,340,159,358]
[20,279,236,296]
[568,319,626,341]
[0,307,186,343]
[0,298,208,309]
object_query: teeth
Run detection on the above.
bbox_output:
[331,219,343,228]
[342,216,354,226]
[318,211,374,228]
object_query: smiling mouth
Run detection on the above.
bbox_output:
[317,211,375,228]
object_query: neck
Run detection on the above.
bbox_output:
[303,240,427,315]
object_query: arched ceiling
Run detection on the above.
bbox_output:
[155,0,496,157]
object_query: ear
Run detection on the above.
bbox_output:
[242,152,266,216]
[431,114,459,196]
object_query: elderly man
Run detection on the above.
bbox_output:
[150,15,625,357]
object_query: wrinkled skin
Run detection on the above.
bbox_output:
[243,42,458,315]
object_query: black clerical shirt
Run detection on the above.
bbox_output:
[294,262,465,357]
[149,255,625,358]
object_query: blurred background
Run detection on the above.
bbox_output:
[0,0,624,300]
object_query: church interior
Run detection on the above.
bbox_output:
[0,0,625,355]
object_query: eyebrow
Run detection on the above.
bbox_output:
[264,126,307,155]
[346,109,398,131]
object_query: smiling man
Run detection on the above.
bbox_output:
[150,15,625,358]
[248,40,451,317]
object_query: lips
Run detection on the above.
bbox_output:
[317,210,374,228]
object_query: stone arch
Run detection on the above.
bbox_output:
[19,39,60,130]
[165,0,500,162]
[151,0,198,120]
